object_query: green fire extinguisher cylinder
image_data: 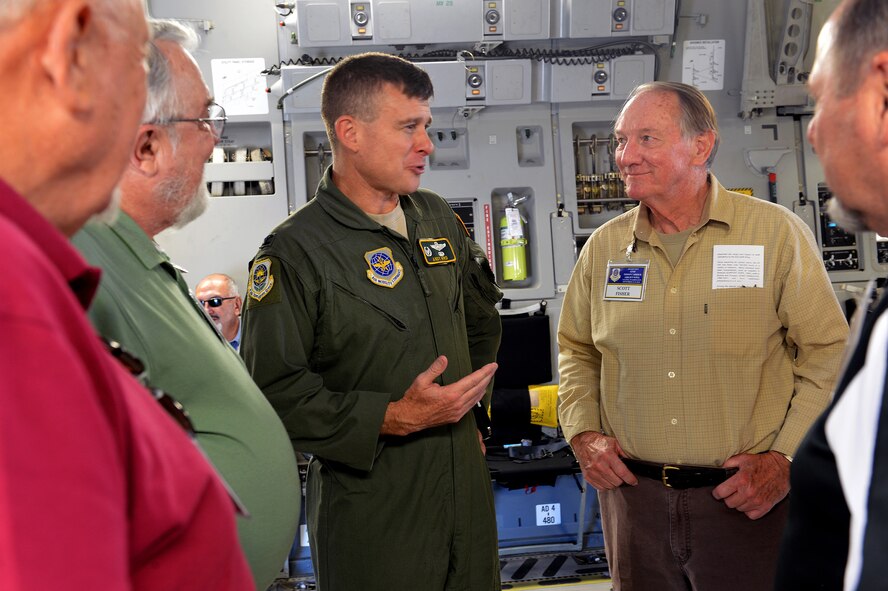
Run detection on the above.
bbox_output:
[500,209,528,281]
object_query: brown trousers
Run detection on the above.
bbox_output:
[599,476,789,591]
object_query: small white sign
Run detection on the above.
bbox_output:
[300,524,310,547]
[211,57,269,116]
[712,245,765,289]
[682,39,725,90]
[536,503,561,526]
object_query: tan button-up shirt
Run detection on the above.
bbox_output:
[557,176,848,466]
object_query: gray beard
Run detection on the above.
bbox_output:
[826,196,868,233]
[156,173,211,230]
[172,177,210,229]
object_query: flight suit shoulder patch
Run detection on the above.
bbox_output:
[247,256,282,308]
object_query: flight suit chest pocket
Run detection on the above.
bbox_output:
[423,261,461,312]
[319,281,411,365]
[328,281,408,331]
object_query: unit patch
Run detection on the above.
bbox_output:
[249,257,275,301]
[418,238,456,265]
[365,247,404,288]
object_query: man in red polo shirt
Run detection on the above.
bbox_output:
[0,2,252,588]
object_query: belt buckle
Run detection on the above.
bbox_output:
[661,465,679,488]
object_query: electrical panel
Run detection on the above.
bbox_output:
[465,60,533,106]
[483,0,552,41]
[553,0,676,38]
[280,61,470,112]
[817,184,860,272]
[448,199,478,241]
[288,1,479,47]
[545,54,655,103]
[280,59,531,113]
[877,237,888,265]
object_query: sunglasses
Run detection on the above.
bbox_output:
[102,337,196,437]
[199,296,237,308]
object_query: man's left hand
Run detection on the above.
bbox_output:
[712,451,790,520]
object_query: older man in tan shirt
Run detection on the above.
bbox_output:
[558,81,848,591]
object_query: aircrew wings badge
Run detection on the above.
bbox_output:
[249,257,274,301]
[364,247,404,288]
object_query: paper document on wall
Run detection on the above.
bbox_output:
[712,245,764,289]
[211,58,269,116]
[682,40,725,90]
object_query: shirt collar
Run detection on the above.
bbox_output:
[0,177,100,309]
[315,166,423,231]
[104,210,170,270]
[229,321,242,351]
[631,174,732,245]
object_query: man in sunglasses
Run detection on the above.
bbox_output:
[72,18,300,590]
[196,273,243,351]
[0,1,252,589]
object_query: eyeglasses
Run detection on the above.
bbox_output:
[199,296,237,308]
[102,337,196,437]
[160,101,227,138]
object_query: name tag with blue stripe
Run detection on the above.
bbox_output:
[603,261,649,301]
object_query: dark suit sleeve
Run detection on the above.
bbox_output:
[858,379,888,589]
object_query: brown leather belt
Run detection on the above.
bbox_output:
[623,458,738,489]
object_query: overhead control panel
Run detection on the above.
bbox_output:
[289,0,553,47]
[286,0,674,48]
[483,0,551,41]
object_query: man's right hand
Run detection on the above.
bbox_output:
[381,356,498,436]
[570,431,638,491]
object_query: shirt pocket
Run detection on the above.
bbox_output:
[707,287,776,359]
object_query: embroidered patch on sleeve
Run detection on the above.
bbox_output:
[247,257,281,306]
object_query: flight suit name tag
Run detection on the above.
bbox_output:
[418,238,456,265]
[603,261,649,302]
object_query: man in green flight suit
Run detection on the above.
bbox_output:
[241,52,503,590]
